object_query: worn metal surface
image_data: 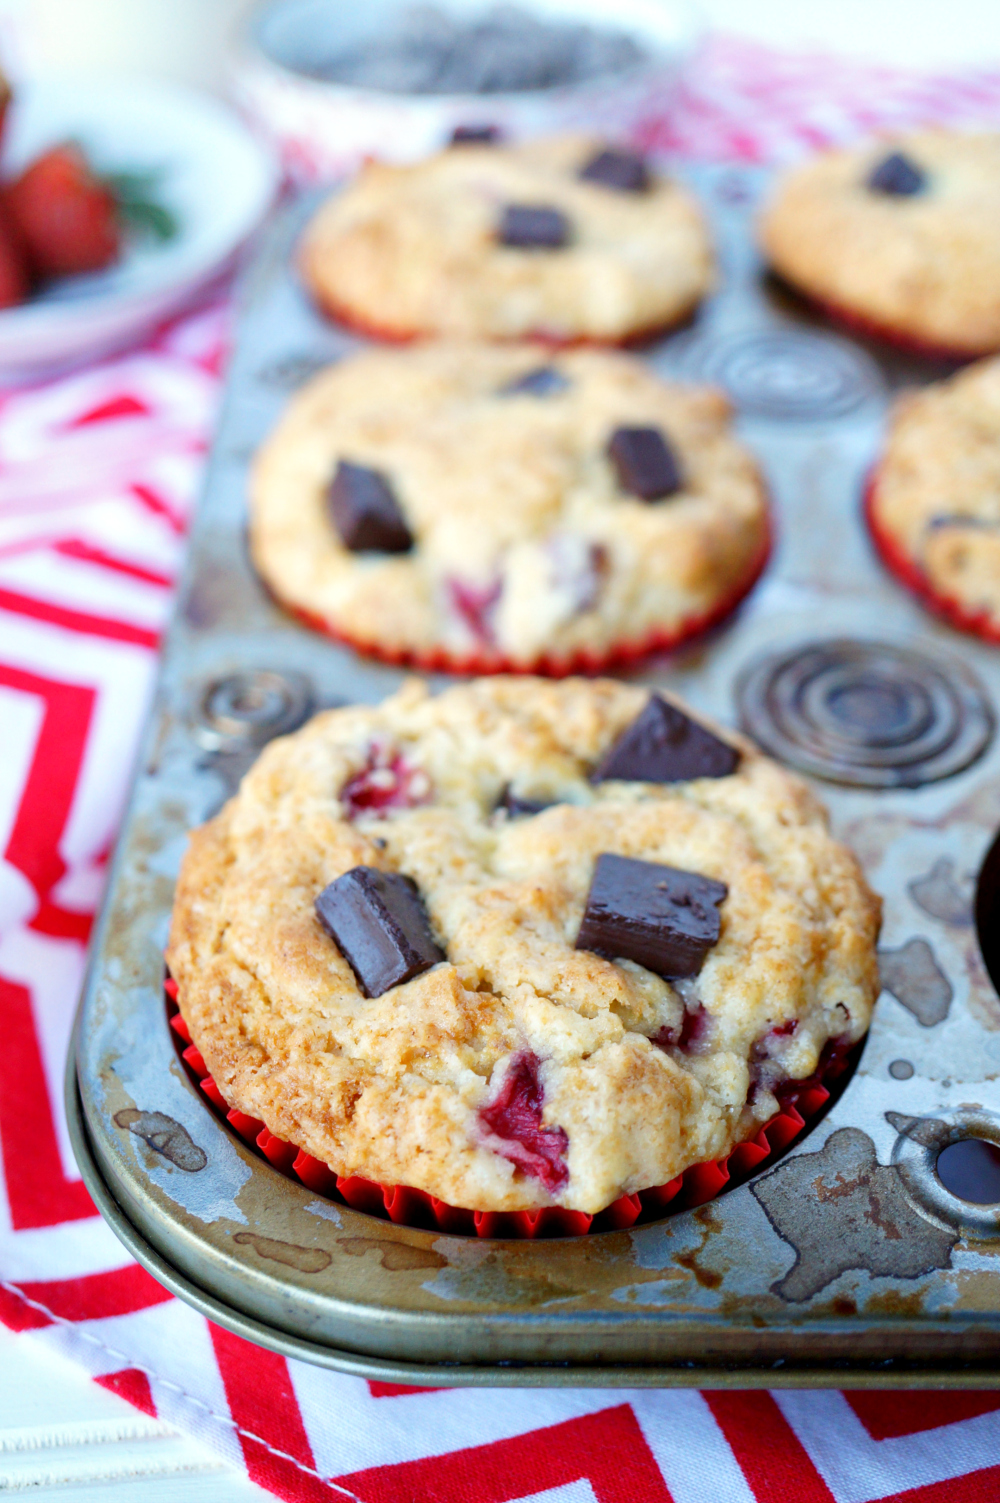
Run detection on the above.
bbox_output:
[73,167,1000,1382]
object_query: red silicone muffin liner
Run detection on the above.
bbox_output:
[864,474,1000,645]
[165,974,852,1239]
[779,280,979,364]
[265,521,773,680]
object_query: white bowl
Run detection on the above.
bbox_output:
[229,0,703,181]
[0,76,279,382]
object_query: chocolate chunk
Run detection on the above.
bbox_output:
[593,694,739,784]
[498,204,570,249]
[607,426,682,501]
[576,853,727,980]
[450,124,501,144]
[315,866,443,998]
[304,8,647,94]
[579,147,649,193]
[867,152,926,197]
[327,461,413,554]
[498,785,552,817]
[499,366,570,397]
[928,513,997,532]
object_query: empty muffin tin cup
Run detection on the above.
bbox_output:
[736,636,994,788]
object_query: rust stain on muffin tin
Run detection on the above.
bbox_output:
[908,858,975,927]
[671,1206,726,1291]
[878,940,954,1027]
[69,174,1000,1383]
[338,1237,447,1273]
[233,1232,332,1274]
[864,1287,931,1319]
[752,1128,957,1301]
[114,1109,207,1172]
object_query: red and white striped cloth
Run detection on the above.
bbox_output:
[4,37,1000,1503]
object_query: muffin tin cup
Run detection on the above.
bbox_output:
[864,475,1000,646]
[265,523,773,679]
[165,974,844,1240]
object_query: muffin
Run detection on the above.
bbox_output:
[760,132,1000,357]
[867,353,1000,640]
[299,134,714,344]
[166,677,881,1219]
[249,342,770,672]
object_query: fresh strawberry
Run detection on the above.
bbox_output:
[5,143,120,279]
[0,208,29,308]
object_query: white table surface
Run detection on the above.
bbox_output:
[5,7,1000,1500]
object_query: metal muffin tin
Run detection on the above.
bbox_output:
[70,168,1000,1386]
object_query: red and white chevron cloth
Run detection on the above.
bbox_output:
[4,37,1000,1503]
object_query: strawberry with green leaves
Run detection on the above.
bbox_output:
[5,143,121,278]
[0,69,178,306]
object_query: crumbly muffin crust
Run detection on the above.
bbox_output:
[299,134,714,343]
[760,132,1000,355]
[166,678,881,1216]
[869,354,1000,631]
[249,342,770,669]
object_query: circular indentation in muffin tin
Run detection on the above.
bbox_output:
[671,328,881,420]
[892,1107,1000,1238]
[936,1138,1000,1204]
[736,638,994,788]
[192,669,314,752]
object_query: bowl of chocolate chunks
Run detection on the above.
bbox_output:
[230,0,702,178]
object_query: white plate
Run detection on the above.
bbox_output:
[0,76,279,381]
